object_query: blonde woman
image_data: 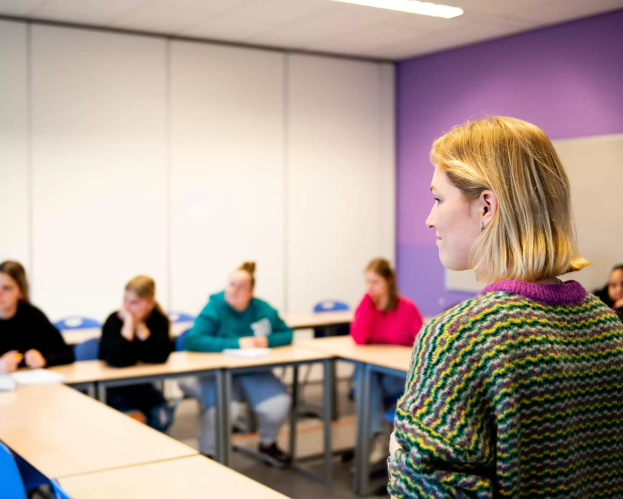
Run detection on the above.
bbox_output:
[388,117,623,497]
[99,276,173,431]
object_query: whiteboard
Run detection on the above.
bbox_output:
[446,134,623,293]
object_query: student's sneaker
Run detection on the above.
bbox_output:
[369,434,389,465]
[258,443,290,467]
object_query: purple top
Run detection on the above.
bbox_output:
[481,280,587,306]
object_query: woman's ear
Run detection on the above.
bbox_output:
[480,189,498,224]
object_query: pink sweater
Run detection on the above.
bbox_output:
[350,294,424,346]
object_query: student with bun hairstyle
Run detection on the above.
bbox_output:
[99,276,173,432]
[0,260,74,373]
[351,258,423,465]
[180,262,293,465]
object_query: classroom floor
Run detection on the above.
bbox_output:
[168,378,390,499]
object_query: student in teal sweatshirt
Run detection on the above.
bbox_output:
[180,262,293,465]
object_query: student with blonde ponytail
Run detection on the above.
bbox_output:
[99,276,173,432]
[180,262,293,465]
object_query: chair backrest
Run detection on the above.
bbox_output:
[175,329,192,352]
[167,312,196,323]
[0,442,28,499]
[55,316,102,330]
[75,338,100,361]
[313,300,350,313]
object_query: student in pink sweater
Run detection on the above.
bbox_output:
[351,258,424,464]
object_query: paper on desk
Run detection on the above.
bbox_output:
[222,348,271,358]
[0,375,17,391]
[11,369,66,386]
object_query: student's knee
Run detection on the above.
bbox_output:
[256,393,290,423]
[178,376,218,408]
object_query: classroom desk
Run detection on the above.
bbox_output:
[61,311,355,345]
[48,351,224,401]
[305,336,412,496]
[0,384,196,479]
[57,455,288,499]
[219,345,335,485]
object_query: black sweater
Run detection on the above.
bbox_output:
[99,308,173,368]
[0,301,75,367]
[593,285,623,322]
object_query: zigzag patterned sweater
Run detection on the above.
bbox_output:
[388,280,623,498]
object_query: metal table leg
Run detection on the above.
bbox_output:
[323,358,334,485]
[217,369,232,466]
[96,383,107,404]
[354,362,372,495]
[289,365,299,464]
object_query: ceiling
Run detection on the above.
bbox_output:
[1,0,622,60]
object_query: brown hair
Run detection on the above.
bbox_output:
[366,258,400,312]
[431,116,589,283]
[0,260,30,303]
[237,262,256,289]
[125,275,166,318]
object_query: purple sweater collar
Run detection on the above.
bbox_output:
[481,280,587,305]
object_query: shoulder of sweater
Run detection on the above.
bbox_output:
[251,297,277,313]
[18,301,49,321]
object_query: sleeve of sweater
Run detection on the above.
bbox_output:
[266,309,293,348]
[30,306,75,367]
[99,313,138,368]
[186,300,239,353]
[350,295,376,345]
[137,310,173,364]
[387,313,494,498]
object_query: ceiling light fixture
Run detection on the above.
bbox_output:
[332,0,463,19]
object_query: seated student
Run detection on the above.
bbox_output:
[351,258,424,464]
[99,276,173,432]
[180,262,292,465]
[0,260,74,373]
[594,264,623,322]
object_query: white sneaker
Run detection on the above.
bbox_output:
[369,433,389,465]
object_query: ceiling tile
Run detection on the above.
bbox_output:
[181,14,279,41]
[0,0,46,17]
[31,0,146,25]
[226,0,338,23]
[111,4,215,33]
[147,0,253,13]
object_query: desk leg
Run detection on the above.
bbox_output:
[218,369,232,466]
[86,383,95,399]
[289,365,299,465]
[323,358,334,485]
[354,363,372,495]
[97,383,107,404]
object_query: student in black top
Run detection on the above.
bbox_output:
[594,264,623,322]
[99,276,173,432]
[0,260,74,373]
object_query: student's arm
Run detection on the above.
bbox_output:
[99,313,138,368]
[266,311,293,348]
[30,307,75,367]
[186,301,239,353]
[405,302,424,346]
[137,312,173,364]
[350,295,376,345]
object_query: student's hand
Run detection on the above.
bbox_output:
[389,431,401,456]
[254,337,269,348]
[118,308,134,324]
[25,349,46,369]
[0,351,22,373]
[239,337,256,349]
[135,323,151,341]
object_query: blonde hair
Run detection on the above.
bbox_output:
[431,116,589,284]
[366,258,400,312]
[237,262,256,289]
[0,261,30,303]
[125,275,166,317]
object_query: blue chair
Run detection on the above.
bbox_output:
[175,329,191,352]
[0,442,28,499]
[55,317,102,330]
[74,338,100,361]
[168,312,195,323]
[313,300,350,313]
[385,409,396,425]
[313,300,350,338]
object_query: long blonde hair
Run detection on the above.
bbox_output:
[431,116,589,284]
[125,275,167,318]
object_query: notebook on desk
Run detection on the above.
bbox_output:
[222,348,271,358]
[11,369,66,386]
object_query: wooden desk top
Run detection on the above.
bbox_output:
[48,351,224,385]
[304,336,413,373]
[58,455,288,499]
[0,384,196,479]
[223,345,332,370]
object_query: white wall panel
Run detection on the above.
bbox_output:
[286,55,396,313]
[169,42,285,315]
[0,21,30,267]
[30,26,168,321]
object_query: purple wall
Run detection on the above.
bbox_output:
[397,10,623,316]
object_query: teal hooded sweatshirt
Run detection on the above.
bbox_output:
[186,292,293,353]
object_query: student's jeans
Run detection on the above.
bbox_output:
[179,370,290,456]
[355,368,406,436]
[107,384,174,433]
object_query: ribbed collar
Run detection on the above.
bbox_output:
[480,280,587,305]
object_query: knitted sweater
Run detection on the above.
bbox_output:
[388,280,623,498]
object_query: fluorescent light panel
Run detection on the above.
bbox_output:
[332,0,463,19]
